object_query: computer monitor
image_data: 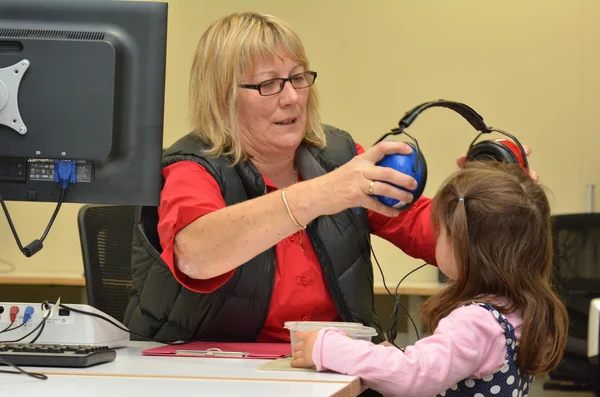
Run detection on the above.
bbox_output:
[0,0,168,255]
[0,0,167,205]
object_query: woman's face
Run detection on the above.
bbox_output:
[237,53,309,159]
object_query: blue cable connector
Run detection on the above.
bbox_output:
[53,160,77,188]
[23,306,34,323]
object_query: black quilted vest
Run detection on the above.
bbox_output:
[123,125,383,343]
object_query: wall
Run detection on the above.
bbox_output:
[1,0,598,286]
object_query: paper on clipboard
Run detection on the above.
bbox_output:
[142,342,291,359]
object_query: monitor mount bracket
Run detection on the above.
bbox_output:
[0,59,30,135]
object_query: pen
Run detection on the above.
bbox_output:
[175,348,249,357]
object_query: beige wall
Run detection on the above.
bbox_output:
[1,0,598,285]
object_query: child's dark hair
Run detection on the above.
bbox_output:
[420,161,568,375]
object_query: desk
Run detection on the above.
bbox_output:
[0,277,444,293]
[0,342,364,397]
[0,273,86,286]
[373,281,445,296]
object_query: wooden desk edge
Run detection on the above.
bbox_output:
[332,377,366,397]
[41,370,357,385]
[0,276,86,287]
[373,283,445,296]
[1,276,446,297]
[1,276,443,295]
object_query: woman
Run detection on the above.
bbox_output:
[123,12,535,343]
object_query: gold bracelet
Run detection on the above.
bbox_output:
[281,187,307,230]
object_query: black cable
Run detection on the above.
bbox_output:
[371,239,431,347]
[372,247,423,343]
[1,318,47,343]
[29,314,47,344]
[0,322,15,333]
[387,262,430,346]
[349,205,430,348]
[1,301,186,354]
[0,194,25,253]
[0,188,67,257]
[56,303,188,346]
[371,246,394,298]
[0,322,24,334]
[0,358,47,381]
[344,136,432,348]
[371,246,415,345]
[40,188,66,242]
[0,303,51,344]
[386,297,417,348]
[0,302,52,382]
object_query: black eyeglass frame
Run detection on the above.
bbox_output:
[239,71,317,96]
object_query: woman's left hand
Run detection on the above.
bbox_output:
[290,330,320,368]
[456,144,539,183]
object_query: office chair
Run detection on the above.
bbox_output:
[78,205,137,323]
[590,298,600,396]
[544,213,600,394]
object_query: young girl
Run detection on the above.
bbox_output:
[291,161,569,397]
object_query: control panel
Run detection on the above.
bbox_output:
[0,302,129,348]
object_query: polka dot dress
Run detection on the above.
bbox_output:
[435,303,534,397]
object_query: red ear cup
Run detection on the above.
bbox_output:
[494,139,528,171]
[467,138,529,172]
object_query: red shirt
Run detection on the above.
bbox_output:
[157,143,435,342]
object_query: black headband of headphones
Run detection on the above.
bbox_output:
[398,99,490,132]
[377,99,529,169]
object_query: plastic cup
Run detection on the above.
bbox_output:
[284,321,378,358]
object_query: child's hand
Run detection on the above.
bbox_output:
[290,330,320,368]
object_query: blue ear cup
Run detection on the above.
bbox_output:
[374,142,427,210]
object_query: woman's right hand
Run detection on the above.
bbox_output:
[310,141,418,218]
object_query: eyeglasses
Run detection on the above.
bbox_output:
[239,71,317,96]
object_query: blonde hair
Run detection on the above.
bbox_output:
[189,12,325,164]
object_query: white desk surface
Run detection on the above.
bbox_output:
[0,342,364,397]
[2,375,353,397]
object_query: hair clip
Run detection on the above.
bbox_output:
[458,197,465,202]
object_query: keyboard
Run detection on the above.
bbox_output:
[0,343,117,367]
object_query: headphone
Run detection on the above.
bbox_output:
[373,99,529,210]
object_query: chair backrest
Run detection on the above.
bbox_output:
[78,205,137,323]
[553,213,600,289]
[552,213,600,339]
[138,205,162,253]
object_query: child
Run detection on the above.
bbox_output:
[291,161,569,397]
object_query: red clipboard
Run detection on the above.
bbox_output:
[142,342,291,359]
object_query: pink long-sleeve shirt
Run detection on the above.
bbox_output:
[312,304,523,397]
